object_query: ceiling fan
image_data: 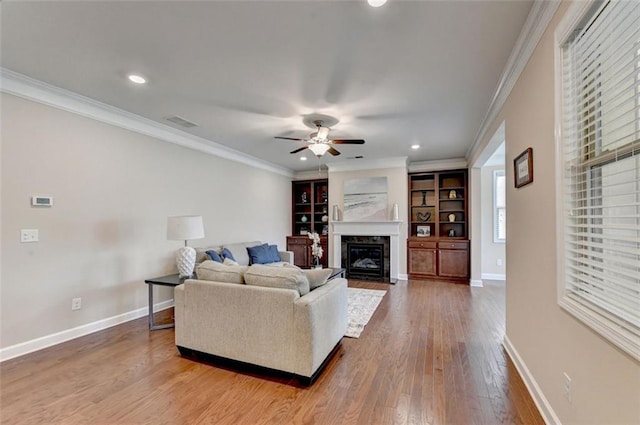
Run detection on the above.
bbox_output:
[275,120,365,157]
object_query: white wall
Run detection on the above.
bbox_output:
[328,165,408,276]
[481,165,505,278]
[1,94,291,352]
[469,2,640,423]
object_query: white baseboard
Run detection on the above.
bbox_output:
[503,335,561,425]
[397,273,409,281]
[0,299,174,362]
[482,273,506,281]
[470,279,484,287]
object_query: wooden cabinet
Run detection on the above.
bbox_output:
[407,170,470,283]
[288,179,329,268]
[286,235,328,268]
[291,179,329,236]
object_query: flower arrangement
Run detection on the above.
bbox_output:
[308,232,323,266]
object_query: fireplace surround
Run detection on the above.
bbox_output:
[331,221,402,282]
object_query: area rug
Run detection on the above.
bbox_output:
[345,287,387,338]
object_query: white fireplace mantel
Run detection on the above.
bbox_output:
[331,221,403,280]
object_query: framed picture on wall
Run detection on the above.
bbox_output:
[514,147,534,188]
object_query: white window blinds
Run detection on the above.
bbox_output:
[559,0,640,359]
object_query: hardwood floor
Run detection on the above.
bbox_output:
[0,279,543,425]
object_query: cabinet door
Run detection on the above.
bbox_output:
[438,249,469,278]
[409,248,437,276]
[287,237,310,267]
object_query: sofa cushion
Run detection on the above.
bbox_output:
[195,260,248,284]
[303,268,333,290]
[205,250,223,263]
[195,246,222,264]
[247,243,272,264]
[221,247,236,262]
[223,241,262,266]
[244,264,310,296]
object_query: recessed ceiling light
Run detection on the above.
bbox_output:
[368,0,387,7]
[300,156,307,161]
[127,74,147,84]
[411,144,420,150]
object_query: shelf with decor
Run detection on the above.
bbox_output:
[407,169,469,283]
[288,179,329,268]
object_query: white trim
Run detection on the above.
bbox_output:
[466,1,561,163]
[470,279,484,287]
[407,158,467,173]
[481,273,505,281]
[503,335,561,425]
[0,299,174,362]
[293,169,329,180]
[397,273,409,281]
[0,68,293,178]
[326,157,407,173]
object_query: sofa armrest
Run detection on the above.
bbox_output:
[278,250,294,265]
[293,278,348,377]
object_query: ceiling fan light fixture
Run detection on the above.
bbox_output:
[368,0,387,7]
[317,126,330,140]
[308,143,331,157]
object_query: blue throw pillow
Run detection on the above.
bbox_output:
[268,245,281,263]
[205,250,223,263]
[221,247,236,262]
[247,243,273,264]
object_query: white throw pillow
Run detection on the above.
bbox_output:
[303,268,333,290]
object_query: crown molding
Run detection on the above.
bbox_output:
[326,157,408,173]
[408,158,467,173]
[293,169,329,180]
[465,0,561,163]
[0,68,294,178]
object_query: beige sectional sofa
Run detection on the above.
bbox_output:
[174,241,348,384]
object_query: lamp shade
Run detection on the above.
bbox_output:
[167,215,204,241]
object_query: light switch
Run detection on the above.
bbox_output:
[21,229,39,243]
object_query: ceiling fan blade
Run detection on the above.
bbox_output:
[328,147,341,156]
[331,139,365,144]
[290,146,309,154]
[276,136,306,141]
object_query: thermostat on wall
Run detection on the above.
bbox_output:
[31,196,53,207]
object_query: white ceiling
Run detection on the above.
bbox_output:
[1,0,533,173]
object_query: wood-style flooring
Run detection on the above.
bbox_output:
[0,279,543,425]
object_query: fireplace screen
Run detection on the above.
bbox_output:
[347,243,384,278]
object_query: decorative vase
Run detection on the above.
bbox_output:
[301,192,308,203]
[321,215,328,222]
[332,204,339,221]
[448,213,456,222]
[421,191,427,206]
[449,190,457,199]
[301,215,308,223]
[313,256,322,269]
[176,246,196,277]
[392,203,399,221]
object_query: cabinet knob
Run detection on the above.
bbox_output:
[450,244,455,248]
[420,243,424,247]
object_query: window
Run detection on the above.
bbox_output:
[557,0,640,360]
[494,170,506,243]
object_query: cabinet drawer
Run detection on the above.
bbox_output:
[409,241,437,249]
[437,241,469,250]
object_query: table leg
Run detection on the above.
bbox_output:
[148,283,175,330]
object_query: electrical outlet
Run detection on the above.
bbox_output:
[21,229,39,243]
[71,297,82,311]
[497,258,503,266]
[563,372,572,403]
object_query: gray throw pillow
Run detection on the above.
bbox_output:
[244,264,310,296]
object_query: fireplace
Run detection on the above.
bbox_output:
[341,235,390,282]
[348,243,384,278]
